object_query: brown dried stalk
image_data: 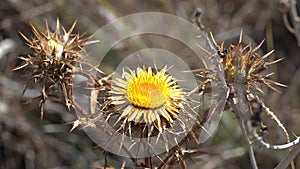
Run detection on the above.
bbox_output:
[278,0,300,46]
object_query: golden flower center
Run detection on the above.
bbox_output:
[126,72,169,109]
[109,67,185,131]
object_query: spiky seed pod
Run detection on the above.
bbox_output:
[15,19,97,118]
[211,32,287,94]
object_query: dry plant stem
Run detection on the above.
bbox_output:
[255,95,296,169]
[229,86,258,169]
[281,0,300,46]
[231,86,300,168]
[72,100,90,116]
[275,143,300,169]
[252,131,300,150]
[195,16,227,86]
[289,0,300,46]
[157,123,202,169]
[282,14,294,33]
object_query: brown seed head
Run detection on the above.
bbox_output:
[212,32,286,94]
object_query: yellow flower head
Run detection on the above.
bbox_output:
[109,66,184,133]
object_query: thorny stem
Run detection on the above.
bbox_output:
[194,10,227,87]
[252,131,300,150]
[195,9,260,168]
[230,86,300,169]
[157,121,203,169]
[229,85,258,169]
[230,85,300,168]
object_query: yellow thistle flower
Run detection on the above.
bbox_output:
[109,66,184,133]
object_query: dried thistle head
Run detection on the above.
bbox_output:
[15,19,97,118]
[16,19,93,72]
[211,32,286,94]
[192,31,289,140]
[206,32,293,147]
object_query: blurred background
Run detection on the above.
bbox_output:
[0,0,299,168]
